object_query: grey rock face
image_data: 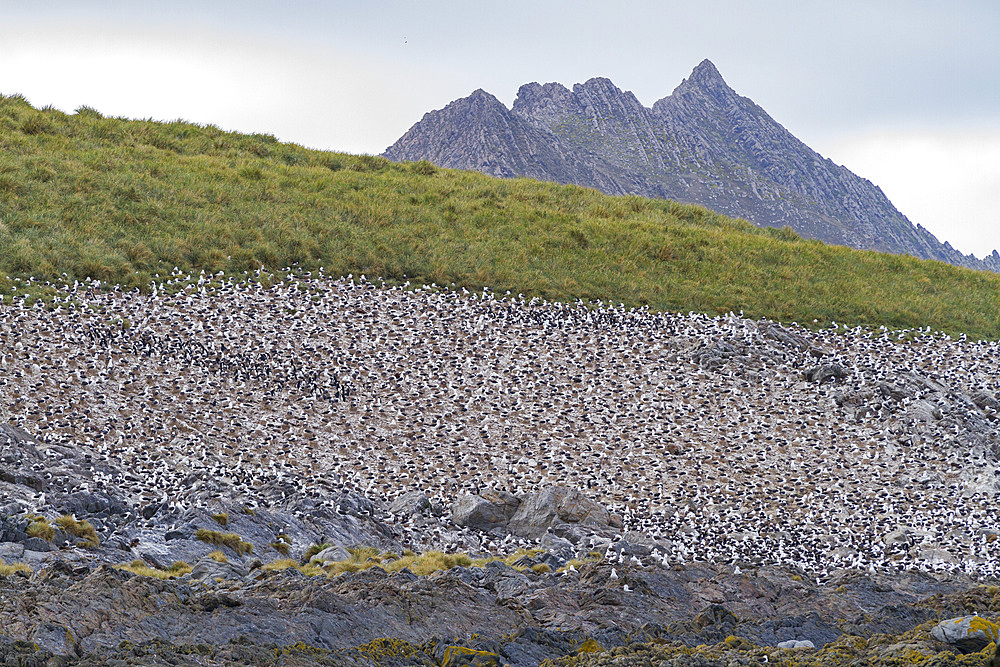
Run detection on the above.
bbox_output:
[805,363,848,383]
[452,493,510,531]
[508,486,613,539]
[20,537,52,552]
[540,533,576,562]
[385,60,998,272]
[189,557,250,582]
[30,623,75,656]
[0,542,25,560]
[388,490,431,516]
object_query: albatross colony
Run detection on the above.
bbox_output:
[2,271,999,579]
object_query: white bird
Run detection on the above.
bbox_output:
[609,567,618,580]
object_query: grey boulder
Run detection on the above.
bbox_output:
[540,533,576,563]
[507,486,612,539]
[388,491,431,516]
[452,493,512,532]
[310,545,350,564]
[805,364,847,384]
[931,615,1000,653]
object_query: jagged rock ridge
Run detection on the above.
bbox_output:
[385,59,1000,272]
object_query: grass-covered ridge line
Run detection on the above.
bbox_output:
[1,93,999,338]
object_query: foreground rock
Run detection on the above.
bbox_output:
[2,558,1000,666]
[4,422,1000,665]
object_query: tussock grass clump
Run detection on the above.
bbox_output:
[207,550,228,563]
[116,560,192,579]
[270,535,291,556]
[468,547,546,571]
[25,516,55,542]
[0,559,31,576]
[211,512,229,526]
[558,554,603,573]
[263,558,324,577]
[266,546,553,579]
[194,528,252,555]
[325,549,473,577]
[0,93,998,339]
[55,514,100,548]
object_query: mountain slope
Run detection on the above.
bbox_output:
[2,92,1000,338]
[385,60,1000,272]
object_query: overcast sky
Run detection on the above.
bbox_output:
[2,1,998,258]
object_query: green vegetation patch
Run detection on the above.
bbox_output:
[0,93,998,338]
[270,534,291,556]
[0,559,31,576]
[55,514,100,548]
[268,546,550,579]
[194,528,253,555]
[116,560,193,580]
[25,515,55,542]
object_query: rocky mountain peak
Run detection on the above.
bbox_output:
[571,77,646,114]
[687,59,728,89]
[512,81,575,117]
[384,61,996,272]
[459,88,506,112]
[659,58,740,111]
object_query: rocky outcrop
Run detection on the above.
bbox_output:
[507,486,616,539]
[931,616,1000,653]
[452,492,517,532]
[5,423,1000,665]
[1,556,998,666]
[385,60,999,272]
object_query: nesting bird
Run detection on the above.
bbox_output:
[1,270,999,578]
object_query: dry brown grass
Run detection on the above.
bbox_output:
[195,528,252,555]
[116,560,193,579]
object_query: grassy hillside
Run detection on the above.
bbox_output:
[1,92,998,338]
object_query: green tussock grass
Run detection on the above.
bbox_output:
[25,516,55,542]
[270,537,291,556]
[211,512,229,526]
[194,528,253,554]
[116,559,193,580]
[55,514,100,548]
[0,559,31,576]
[270,546,548,579]
[1,93,998,338]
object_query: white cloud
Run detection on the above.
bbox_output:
[816,128,1000,259]
[0,22,459,155]
[4,15,998,264]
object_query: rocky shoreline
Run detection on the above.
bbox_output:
[3,274,1000,664]
[2,423,1000,666]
